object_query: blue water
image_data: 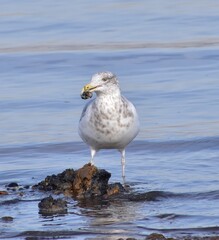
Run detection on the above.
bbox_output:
[1,1,219,239]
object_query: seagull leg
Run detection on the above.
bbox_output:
[119,149,126,182]
[90,148,96,165]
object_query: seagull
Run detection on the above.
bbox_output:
[78,72,139,180]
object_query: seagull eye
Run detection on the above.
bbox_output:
[102,77,108,82]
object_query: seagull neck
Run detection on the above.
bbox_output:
[96,88,121,100]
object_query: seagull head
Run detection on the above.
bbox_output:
[81,72,120,99]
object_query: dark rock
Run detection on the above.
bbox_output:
[35,168,76,194]
[5,183,31,192]
[35,164,123,199]
[1,216,13,222]
[107,182,125,196]
[146,233,169,240]
[7,182,19,188]
[38,195,67,214]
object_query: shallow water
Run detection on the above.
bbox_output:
[1,1,219,239]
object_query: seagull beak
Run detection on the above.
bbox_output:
[80,83,103,99]
[81,83,101,93]
[80,83,97,100]
[82,83,95,93]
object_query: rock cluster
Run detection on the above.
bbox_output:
[34,163,124,199]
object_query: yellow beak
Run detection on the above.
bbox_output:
[81,83,93,93]
[81,83,98,100]
[81,83,101,94]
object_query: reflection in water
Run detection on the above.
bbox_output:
[79,198,143,236]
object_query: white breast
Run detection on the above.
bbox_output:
[78,95,139,151]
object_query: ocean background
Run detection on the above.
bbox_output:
[1,1,219,239]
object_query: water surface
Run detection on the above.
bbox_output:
[1,1,219,239]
